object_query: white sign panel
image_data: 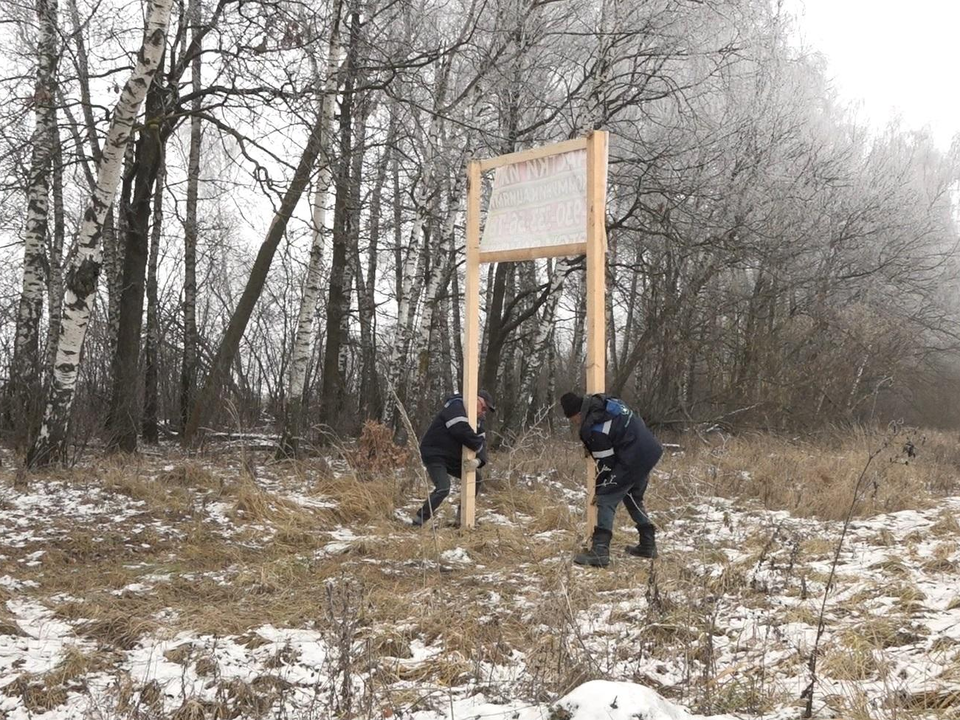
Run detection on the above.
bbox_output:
[481,149,587,253]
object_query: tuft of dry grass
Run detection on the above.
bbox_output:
[840,617,928,650]
[195,654,218,677]
[930,510,960,538]
[228,476,317,527]
[2,674,69,712]
[76,608,158,650]
[49,645,119,685]
[820,641,889,681]
[1,647,117,713]
[312,471,402,525]
[1,594,26,637]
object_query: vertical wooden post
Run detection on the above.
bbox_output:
[584,130,608,533]
[461,159,482,529]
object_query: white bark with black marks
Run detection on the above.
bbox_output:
[27,0,174,467]
[10,0,59,440]
[276,13,343,455]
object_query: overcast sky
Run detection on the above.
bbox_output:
[786,0,960,150]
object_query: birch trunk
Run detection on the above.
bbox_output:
[380,146,415,425]
[412,170,463,403]
[142,162,164,444]
[276,3,342,457]
[27,0,174,467]
[66,0,101,165]
[9,0,59,441]
[381,219,424,425]
[179,0,203,430]
[381,60,457,426]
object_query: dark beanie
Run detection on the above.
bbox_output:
[560,392,584,418]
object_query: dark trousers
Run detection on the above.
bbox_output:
[415,463,483,522]
[595,472,653,533]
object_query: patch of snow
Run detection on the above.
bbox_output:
[0,600,90,688]
[287,493,338,509]
[440,548,473,565]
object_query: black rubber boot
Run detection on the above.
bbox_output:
[626,525,657,559]
[574,528,612,568]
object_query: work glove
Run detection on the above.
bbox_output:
[462,457,481,471]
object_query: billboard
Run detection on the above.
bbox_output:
[480,148,587,253]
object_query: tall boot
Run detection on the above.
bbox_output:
[626,525,657,559]
[574,528,612,568]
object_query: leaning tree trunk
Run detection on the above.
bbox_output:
[184,103,331,447]
[8,0,59,443]
[27,0,174,468]
[179,0,203,430]
[142,162,164,444]
[275,2,343,457]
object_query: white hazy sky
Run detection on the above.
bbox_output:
[786,0,960,149]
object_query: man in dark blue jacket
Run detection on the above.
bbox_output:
[561,392,663,567]
[411,390,495,526]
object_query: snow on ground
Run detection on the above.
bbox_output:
[1,448,959,720]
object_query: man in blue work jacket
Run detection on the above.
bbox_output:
[561,392,663,567]
[411,390,495,526]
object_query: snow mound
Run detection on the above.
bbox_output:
[555,681,735,720]
[409,680,737,720]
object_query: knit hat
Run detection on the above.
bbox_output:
[560,392,584,418]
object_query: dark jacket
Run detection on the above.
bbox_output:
[419,394,488,478]
[578,394,662,494]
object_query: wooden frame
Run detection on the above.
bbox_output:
[461,131,608,532]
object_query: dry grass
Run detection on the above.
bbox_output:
[820,642,889,681]
[4,428,957,718]
[2,674,70,712]
[660,428,954,520]
[840,617,928,649]
[930,510,960,538]
[77,608,159,650]
[1,646,115,713]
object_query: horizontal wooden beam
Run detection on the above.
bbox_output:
[477,137,588,172]
[479,242,587,264]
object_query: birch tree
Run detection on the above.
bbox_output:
[277,0,343,458]
[26,0,175,467]
[8,0,59,441]
[319,7,363,432]
[180,0,204,429]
